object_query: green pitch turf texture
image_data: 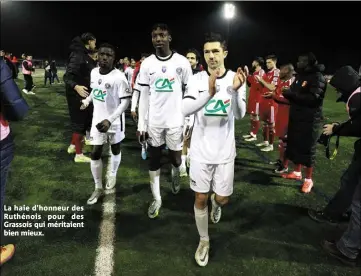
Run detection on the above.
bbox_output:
[1,71,359,276]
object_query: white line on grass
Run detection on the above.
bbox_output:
[94,188,116,276]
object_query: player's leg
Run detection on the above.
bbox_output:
[275,136,289,173]
[244,101,260,141]
[88,138,105,205]
[166,127,184,195]
[180,136,188,177]
[256,101,270,147]
[210,161,234,224]
[146,127,165,218]
[190,160,213,267]
[105,130,123,190]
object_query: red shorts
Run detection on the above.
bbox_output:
[247,92,260,115]
[275,104,289,137]
[259,98,277,123]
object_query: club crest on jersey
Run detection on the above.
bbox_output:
[105,83,111,89]
[162,66,167,73]
[226,86,234,95]
[155,78,175,92]
[204,98,231,116]
[176,67,182,75]
[98,79,102,85]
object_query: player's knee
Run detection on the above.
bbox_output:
[169,150,182,167]
[148,146,162,171]
[215,195,229,206]
[91,146,103,160]
[195,193,208,209]
[111,143,121,155]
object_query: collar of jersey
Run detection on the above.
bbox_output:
[155,51,174,62]
[206,69,229,79]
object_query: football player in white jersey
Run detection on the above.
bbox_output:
[182,32,248,267]
[80,43,132,205]
[137,23,193,219]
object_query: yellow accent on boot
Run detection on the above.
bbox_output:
[74,154,91,163]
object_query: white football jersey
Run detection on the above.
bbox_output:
[124,66,134,85]
[184,70,246,164]
[137,52,193,128]
[90,68,131,133]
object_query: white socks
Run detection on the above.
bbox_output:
[194,205,209,242]
[181,155,186,166]
[91,159,103,189]
[149,169,161,201]
[171,164,180,177]
[109,152,121,177]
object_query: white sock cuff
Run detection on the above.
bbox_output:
[91,159,102,166]
[149,169,160,177]
[194,205,208,215]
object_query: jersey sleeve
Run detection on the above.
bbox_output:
[183,74,199,100]
[272,69,280,85]
[117,76,132,99]
[137,61,149,86]
[182,60,193,86]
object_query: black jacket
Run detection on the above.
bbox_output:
[63,37,96,95]
[0,60,29,121]
[283,64,327,167]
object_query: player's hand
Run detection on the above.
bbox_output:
[80,99,89,110]
[323,123,338,136]
[208,68,220,97]
[254,75,262,82]
[131,111,138,122]
[75,85,89,98]
[282,86,290,92]
[263,92,273,99]
[137,131,149,143]
[232,67,248,91]
[96,120,111,133]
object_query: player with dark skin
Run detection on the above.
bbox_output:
[83,46,121,160]
[139,26,182,176]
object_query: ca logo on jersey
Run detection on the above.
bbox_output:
[92,88,107,102]
[155,78,175,92]
[204,99,230,116]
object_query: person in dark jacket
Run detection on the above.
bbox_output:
[50,60,60,84]
[308,66,361,225]
[0,59,29,266]
[318,66,361,267]
[281,52,327,193]
[44,60,52,86]
[0,50,17,79]
[63,32,97,163]
[186,48,203,75]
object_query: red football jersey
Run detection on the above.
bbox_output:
[262,68,280,94]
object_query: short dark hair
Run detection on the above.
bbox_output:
[300,52,318,66]
[254,57,264,67]
[204,32,227,51]
[265,54,277,62]
[152,23,171,36]
[80,32,96,45]
[186,48,201,62]
[98,43,116,54]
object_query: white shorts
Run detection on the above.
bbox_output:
[89,125,124,146]
[147,126,183,151]
[189,160,234,197]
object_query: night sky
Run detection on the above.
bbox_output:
[1,1,360,73]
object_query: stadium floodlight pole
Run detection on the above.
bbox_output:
[223,3,236,43]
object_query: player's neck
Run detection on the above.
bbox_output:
[156,48,172,58]
[208,66,226,77]
[99,67,112,75]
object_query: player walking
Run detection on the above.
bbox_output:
[182,32,247,267]
[80,44,132,205]
[137,24,192,218]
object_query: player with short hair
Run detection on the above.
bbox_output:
[243,57,265,142]
[255,54,280,152]
[261,64,295,172]
[80,43,131,205]
[137,23,193,218]
[182,32,247,267]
